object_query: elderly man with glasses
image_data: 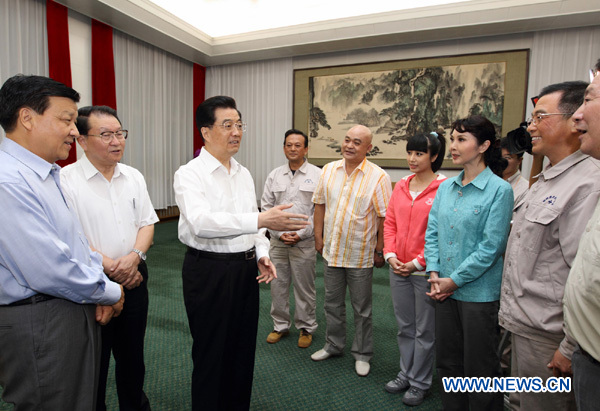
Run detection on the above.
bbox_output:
[174,96,309,410]
[499,81,600,411]
[60,105,158,411]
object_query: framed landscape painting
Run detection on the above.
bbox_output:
[293,50,529,168]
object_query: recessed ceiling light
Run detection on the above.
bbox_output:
[148,0,466,37]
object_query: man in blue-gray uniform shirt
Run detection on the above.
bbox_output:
[0,75,124,410]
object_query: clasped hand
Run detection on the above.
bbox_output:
[426,271,456,301]
[96,285,125,325]
[387,257,417,277]
[280,232,301,245]
[106,252,143,290]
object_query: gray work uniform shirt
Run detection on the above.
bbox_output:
[261,159,322,248]
[499,150,600,357]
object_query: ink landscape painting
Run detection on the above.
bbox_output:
[308,62,506,161]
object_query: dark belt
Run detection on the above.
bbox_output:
[580,347,600,365]
[7,293,56,307]
[187,246,256,261]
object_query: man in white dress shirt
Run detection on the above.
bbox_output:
[173,96,309,410]
[61,105,158,411]
[261,129,322,348]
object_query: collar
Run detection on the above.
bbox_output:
[336,158,368,174]
[285,159,308,175]
[200,148,240,175]
[452,166,494,190]
[0,137,54,181]
[79,153,123,181]
[401,172,446,194]
[506,169,522,185]
[539,150,590,181]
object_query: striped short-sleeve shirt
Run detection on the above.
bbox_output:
[312,158,391,268]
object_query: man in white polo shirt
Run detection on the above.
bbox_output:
[61,105,158,411]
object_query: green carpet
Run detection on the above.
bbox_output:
[1,220,443,410]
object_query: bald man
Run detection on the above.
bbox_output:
[310,125,392,377]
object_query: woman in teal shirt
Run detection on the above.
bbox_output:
[424,115,513,410]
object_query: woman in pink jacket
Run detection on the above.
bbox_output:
[383,132,446,406]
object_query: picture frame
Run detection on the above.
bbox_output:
[293,50,529,168]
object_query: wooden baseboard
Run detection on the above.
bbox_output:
[155,205,179,222]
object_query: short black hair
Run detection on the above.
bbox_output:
[406,132,446,172]
[195,96,241,142]
[76,105,121,136]
[0,74,80,133]
[538,81,588,118]
[284,129,308,147]
[500,137,524,158]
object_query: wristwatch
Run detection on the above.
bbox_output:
[376,250,383,258]
[132,248,146,262]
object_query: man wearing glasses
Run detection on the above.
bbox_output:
[174,96,309,410]
[499,81,600,411]
[61,105,158,411]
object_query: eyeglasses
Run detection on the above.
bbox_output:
[526,113,573,126]
[210,121,247,132]
[86,130,128,143]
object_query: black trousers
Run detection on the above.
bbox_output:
[97,261,150,411]
[435,298,503,411]
[182,249,259,411]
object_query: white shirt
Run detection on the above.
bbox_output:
[60,154,159,259]
[261,159,322,244]
[173,149,269,260]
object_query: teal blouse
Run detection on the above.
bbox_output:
[424,166,513,302]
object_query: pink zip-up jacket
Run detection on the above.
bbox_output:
[383,173,446,271]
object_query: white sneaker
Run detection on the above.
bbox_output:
[311,348,331,361]
[355,360,370,376]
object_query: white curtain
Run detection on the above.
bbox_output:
[206,58,293,199]
[0,0,48,140]
[113,30,193,209]
[520,25,600,178]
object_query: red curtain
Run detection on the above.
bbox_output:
[91,19,117,109]
[193,63,206,155]
[46,0,75,166]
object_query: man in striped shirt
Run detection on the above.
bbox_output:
[310,124,392,377]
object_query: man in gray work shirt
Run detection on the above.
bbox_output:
[262,129,322,348]
[499,81,600,411]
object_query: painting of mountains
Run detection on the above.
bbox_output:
[308,62,505,160]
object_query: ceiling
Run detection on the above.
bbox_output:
[58,0,600,66]
[146,0,466,38]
